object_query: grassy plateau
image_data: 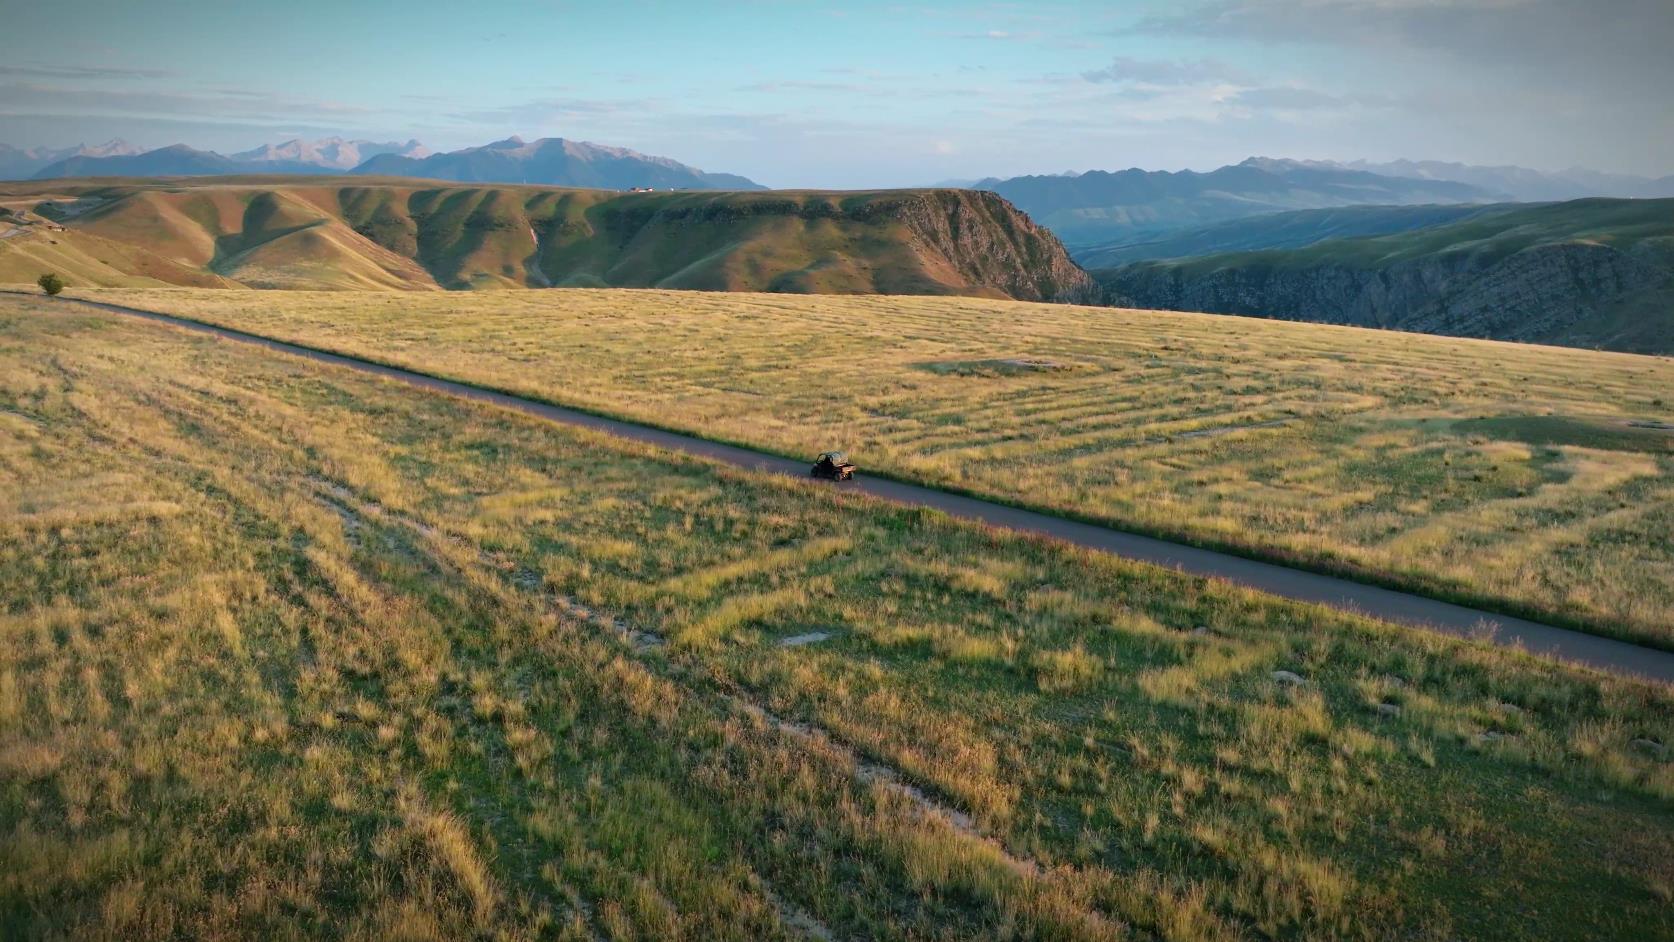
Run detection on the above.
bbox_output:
[2,293,1673,939]
[69,286,1674,649]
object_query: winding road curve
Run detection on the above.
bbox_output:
[40,294,1674,684]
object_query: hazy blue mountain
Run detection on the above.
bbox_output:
[977,159,1501,246]
[0,140,139,180]
[0,145,54,180]
[351,136,764,190]
[1263,157,1674,201]
[229,137,429,171]
[34,144,246,179]
[24,136,759,191]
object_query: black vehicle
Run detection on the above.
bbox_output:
[810,451,856,481]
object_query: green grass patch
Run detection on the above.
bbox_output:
[1458,415,1674,454]
[918,357,1086,377]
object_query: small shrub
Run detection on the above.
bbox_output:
[37,272,65,296]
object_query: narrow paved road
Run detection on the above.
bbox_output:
[41,294,1674,684]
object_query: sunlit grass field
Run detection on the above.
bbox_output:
[79,287,1674,647]
[4,295,1673,939]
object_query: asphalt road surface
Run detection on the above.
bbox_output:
[41,294,1674,684]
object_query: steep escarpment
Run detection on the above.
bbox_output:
[537,188,1098,302]
[0,177,1095,303]
[1097,198,1674,353]
[1404,241,1673,345]
[874,190,1101,304]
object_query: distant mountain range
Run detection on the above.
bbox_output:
[1252,157,1674,203]
[353,136,763,190]
[231,137,428,171]
[974,159,1503,247]
[37,144,280,179]
[14,137,426,180]
[1095,198,1674,354]
[0,139,141,179]
[8,136,762,191]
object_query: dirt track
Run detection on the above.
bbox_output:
[40,293,1674,684]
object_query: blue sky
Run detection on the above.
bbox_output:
[2,0,1670,187]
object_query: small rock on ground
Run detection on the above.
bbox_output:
[1376,703,1402,717]
[1630,738,1667,758]
[1272,670,1307,686]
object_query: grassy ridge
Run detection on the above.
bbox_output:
[80,287,1674,648]
[3,295,1672,939]
[1117,198,1674,271]
[1072,203,1529,268]
[0,178,1095,301]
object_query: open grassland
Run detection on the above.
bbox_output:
[75,287,1674,648]
[4,294,1674,940]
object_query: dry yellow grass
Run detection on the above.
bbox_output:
[3,294,1673,939]
[75,286,1674,645]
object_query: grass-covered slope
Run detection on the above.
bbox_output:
[0,226,237,289]
[81,287,1674,648]
[3,295,1672,940]
[0,177,1097,302]
[1096,198,1674,353]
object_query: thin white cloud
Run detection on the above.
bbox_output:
[0,84,376,135]
[0,63,174,80]
[1081,57,1243,86]
[1230,86,1385,111]
[1137,0,1673,87]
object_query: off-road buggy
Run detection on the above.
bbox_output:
[810,451,856,481]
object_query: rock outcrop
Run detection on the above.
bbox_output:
[881,190,1102,304]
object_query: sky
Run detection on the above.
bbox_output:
[1,0,1671,188]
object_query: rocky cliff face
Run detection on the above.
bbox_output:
[878,190,1102,304]
[569,188,1100,303]
[1099,239,1674,353]
[1404,242,1671,342]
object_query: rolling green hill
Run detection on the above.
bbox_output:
[0,177,1097,302]
[1096,198,1674,353]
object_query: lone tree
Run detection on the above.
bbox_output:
[37,273,64,296]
